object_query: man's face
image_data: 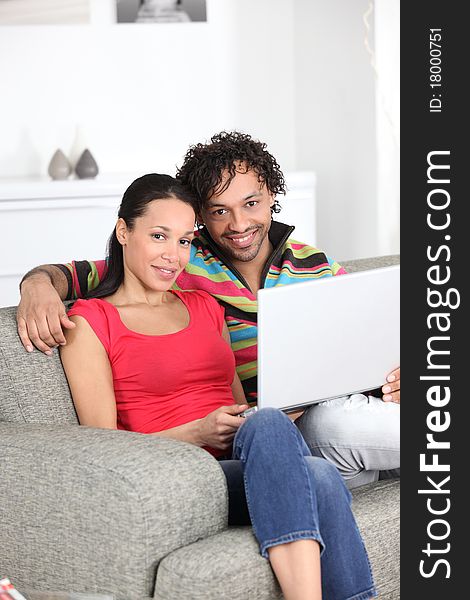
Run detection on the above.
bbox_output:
[200,167,274,263]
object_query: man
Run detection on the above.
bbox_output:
[17,131,400,488]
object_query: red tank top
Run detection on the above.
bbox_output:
[68,291,236,454]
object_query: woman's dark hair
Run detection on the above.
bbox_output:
[86,173,197,299]
[176,131,286,215]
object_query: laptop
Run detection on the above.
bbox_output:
[257,264,400,412]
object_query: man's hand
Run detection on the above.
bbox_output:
[17,275,75,355]
[197,404,249,450]
[382,367,400,403]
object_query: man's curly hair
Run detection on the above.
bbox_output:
[176,131,286,214]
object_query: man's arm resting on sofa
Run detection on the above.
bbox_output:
[17,264,74,354]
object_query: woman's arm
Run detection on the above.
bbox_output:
[221,321,247,405]
[154,403,248,451]
[60,315,117,428]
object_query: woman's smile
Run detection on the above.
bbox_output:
[152,264,179,280]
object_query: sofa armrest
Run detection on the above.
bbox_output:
[0,423,228,600]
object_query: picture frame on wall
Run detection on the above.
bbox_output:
[0,0,91,25]
[116,0,207,24]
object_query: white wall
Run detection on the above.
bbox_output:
[293,0,378,261]
[0,0,396,261]
[0,0,296,178]
[375,0,400,256]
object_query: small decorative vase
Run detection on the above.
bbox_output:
[47,149,72,180]
[75,149,99,179]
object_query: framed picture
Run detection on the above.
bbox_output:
[0,0,91,25]
[116,0,207,24]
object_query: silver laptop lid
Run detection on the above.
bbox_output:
[257,265,400,412]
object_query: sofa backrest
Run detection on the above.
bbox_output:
[0,255,399,424]
[341,254,400,273]
[0,306,78,424]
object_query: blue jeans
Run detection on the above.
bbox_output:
[219,408,376,600]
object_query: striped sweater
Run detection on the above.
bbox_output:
[58,221,345,404]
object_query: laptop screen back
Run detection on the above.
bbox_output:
[257,265,400,411]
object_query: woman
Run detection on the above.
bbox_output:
[60,173,376,600]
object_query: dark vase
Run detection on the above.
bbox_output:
[75,149,99,179]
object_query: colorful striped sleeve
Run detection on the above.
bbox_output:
[55,260,108,300]
[327,256,347,276]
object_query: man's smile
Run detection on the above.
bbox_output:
[224,228,260,249]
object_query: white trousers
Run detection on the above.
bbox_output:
[295,394,400,489]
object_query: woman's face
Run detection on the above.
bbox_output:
[117,197,195,292]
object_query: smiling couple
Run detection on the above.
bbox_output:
[15,130,402,598]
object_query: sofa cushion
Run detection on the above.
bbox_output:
[0,306,78,424]
[155,479,399,600]
[155,527,282,600]
[352,479,400,599]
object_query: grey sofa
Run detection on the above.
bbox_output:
[0,256,400,600]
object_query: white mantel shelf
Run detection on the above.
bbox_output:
[0,171,316,201]
[0,174,136,202]
[0,172,316,307]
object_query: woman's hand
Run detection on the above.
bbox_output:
[382,367,400,404]
[197,404,249,450]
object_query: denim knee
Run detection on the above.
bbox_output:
[305,456,352,503]
[238,408,291,440]
[242,407,291,434]
[233,408,296,460]
[251,407,289,426]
